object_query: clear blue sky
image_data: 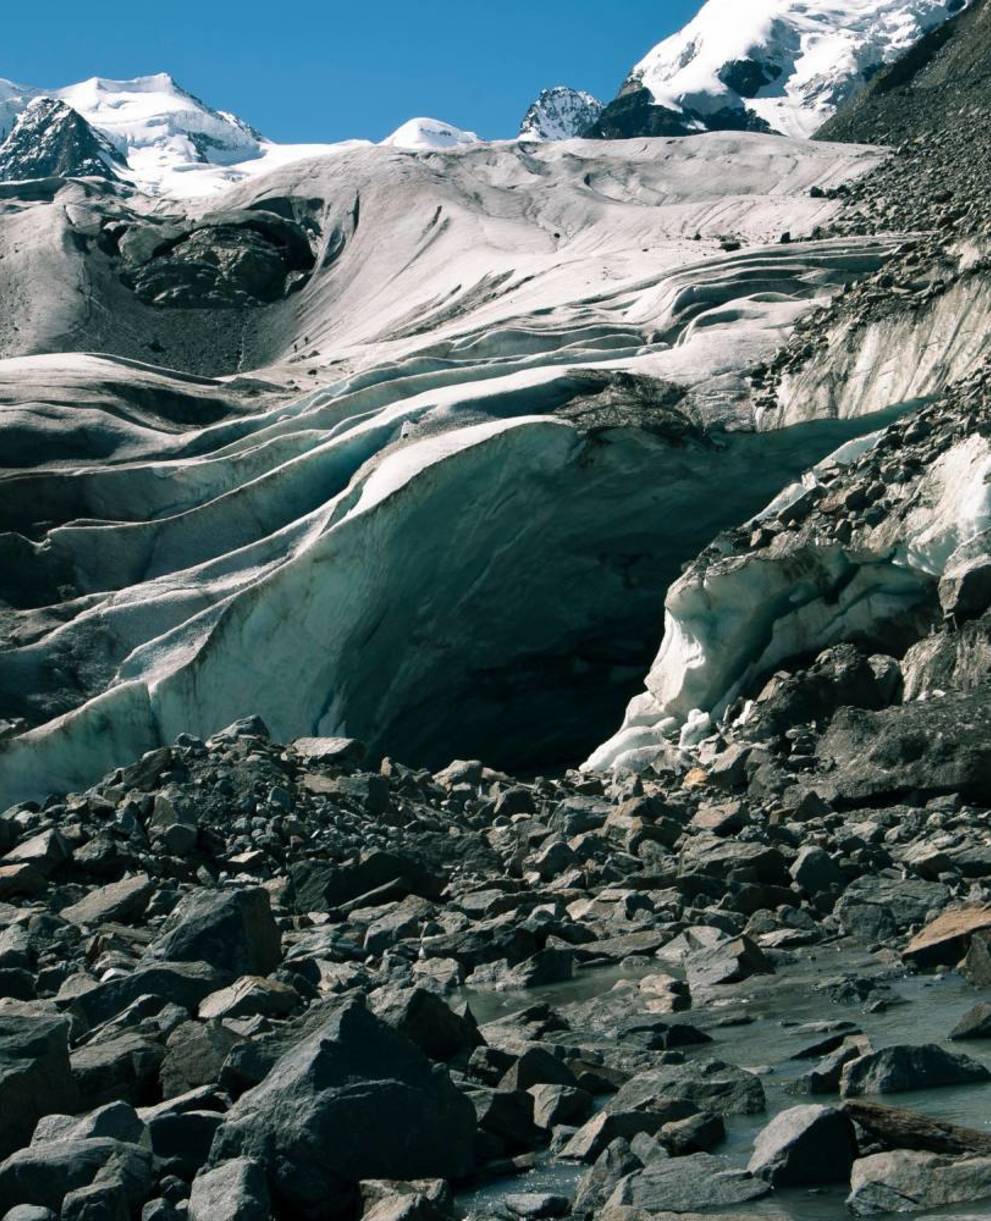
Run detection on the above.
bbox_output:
[3,1,701,142]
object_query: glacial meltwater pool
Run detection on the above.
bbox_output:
[455,945,991,1219]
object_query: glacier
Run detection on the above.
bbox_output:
[0,130,912,805]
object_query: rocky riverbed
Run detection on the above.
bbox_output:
[4,707,991,1219]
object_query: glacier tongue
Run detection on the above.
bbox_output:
[0,131,900,805]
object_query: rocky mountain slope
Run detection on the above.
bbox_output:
[590,0,968,140]
[0,98,123,182]
[519,88,603,141]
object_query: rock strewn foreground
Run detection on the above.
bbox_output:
[3,711,991,1218]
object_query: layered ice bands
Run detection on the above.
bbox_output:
[0,132,900,805]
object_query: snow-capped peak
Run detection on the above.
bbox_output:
[0,71,368,199]
[54,73,263,180]
[0,96,123,182]
[381,117,481,151]
[519,86,603,141]
[627,0,967,139]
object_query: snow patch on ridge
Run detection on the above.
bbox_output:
[381,117,481,151]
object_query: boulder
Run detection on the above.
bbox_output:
[60,1182,130,1220]
[188,1157,272,1221]
[606,1152,770,1211]
[499,1047,577,1092]
[0,1139,152,1215]
[70,1031,165,1108]
[573,1138,642,1214]
[843,1100,991,1158]
[836,877,949,943]
[841,1044,991,1096]
[848,1149,991,1215]
[748,1104,856,1186]
[903,906,991,968]
[146,888,281,978]
[529,1084,592,1130]
[950,1003,991,1041]
[0,1016,78,1158]
[472,1089,541,1153]
[560,1111,670,1164]
[64,961,229,1029]
[1,831,70,878]
[609,1059,765,1117]
[962,930,991,987]
[368,987,481,1063]
[818,694,991,806]
[60,876,154,928]
[472,1089,541,1152]
[160,1021,245,1098]
[790,846,845,895]
[685,935,773,991]
[207,998,475,1219]
[199,977,299,1022]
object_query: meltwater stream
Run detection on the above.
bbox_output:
[455,946,991,1219]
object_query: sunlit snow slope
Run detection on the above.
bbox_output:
[625,0,966,137]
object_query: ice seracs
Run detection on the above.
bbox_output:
[612,0,967,139]
[519,86,603,140]
[381,117,481,151]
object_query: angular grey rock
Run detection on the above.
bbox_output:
[368,986,481,1063]
[160,1021,244,1098]
[146,888,281,978]
[64,961,230,1029]
[609,1059,766,1117]
[1,831,70,878]
[685,934,774,991]
[60,876,155,927]
[198,977,299,1022]
[189,1158,271,1221]
[0,1016,78,1158]
[790,846,845,895]
[70,1030,165,1108]
[0,1139,152,1216]
[207,998,475,1219]
[950,1002,991,1041]
[60,1181,129,1221]
[841,1044,991,1096]
[560,1111,669,1164]
[1,1206,57,1221]
[606,1152,770,1211]
[573,1137,642,1214]
[748,1104,856,1186]
[848,1149,991,1215]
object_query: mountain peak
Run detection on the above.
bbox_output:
[596,0,968,140]
[0,96,123,182]
[519,86,603,140]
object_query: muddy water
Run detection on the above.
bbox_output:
[456,945,991,1218]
